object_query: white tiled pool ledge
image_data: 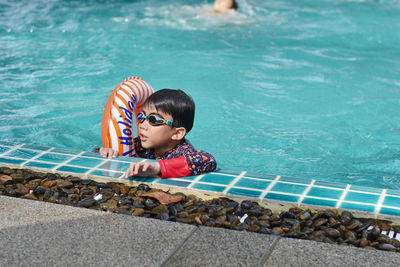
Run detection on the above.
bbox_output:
[1,141,400,220]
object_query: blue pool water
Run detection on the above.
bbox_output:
[0,0,399,189]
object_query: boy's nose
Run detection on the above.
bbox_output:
[139,120,148,130]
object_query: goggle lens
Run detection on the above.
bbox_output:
[137,111,178,127]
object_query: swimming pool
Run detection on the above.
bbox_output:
[1,0,399,189]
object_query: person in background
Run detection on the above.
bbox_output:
[213,0,238,12]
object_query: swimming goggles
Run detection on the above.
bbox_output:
[137,111,180,127]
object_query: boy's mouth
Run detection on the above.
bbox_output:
[139,134,147,142]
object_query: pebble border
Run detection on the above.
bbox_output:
[1,141,400,218]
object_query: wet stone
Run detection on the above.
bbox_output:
[81,179,93,185]
[137,183,150,192]
[65,175,82,183]
[11,173,25,184]
[42,180,57,188]
[24,193,38,200]
[131,208,144,216]
[57,180,73,189]
[77,198,97,208]
[152,204,168,214]
[240,200,253,210]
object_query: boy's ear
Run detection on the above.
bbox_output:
[171,127,186,141]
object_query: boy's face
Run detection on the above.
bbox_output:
[138,105,179,152]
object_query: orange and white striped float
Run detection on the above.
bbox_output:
[101,76,154,157]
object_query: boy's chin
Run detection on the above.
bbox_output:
[140,141,152,149]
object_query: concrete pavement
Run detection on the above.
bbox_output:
[1,195,400,267]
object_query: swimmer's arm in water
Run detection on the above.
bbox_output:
[99,147,118,159]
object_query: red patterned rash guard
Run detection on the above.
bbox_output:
[133,137,217,178]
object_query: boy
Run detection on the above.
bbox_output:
[100,89,217,179]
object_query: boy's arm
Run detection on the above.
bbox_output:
[158,150,217,178]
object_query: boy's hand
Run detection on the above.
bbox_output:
[125,161,161,178]
[99,147,118,159]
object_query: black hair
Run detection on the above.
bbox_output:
[145,89,195,133]
[232,0,238,10]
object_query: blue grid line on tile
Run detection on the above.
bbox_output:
[259,175,281,200]
[297,179,315,204]
[382,195,400,207]
[51,147,81,154]
[344,191,380,205]
[231,185,263,193]
[339,202,376,213]
[242,173,276,181]
[233,178,271,190]
[279,176,313,185]
[0,144,23,156]
[126,176,157,183]
[227,187,262,198]
[264,192,300,203]
[268,191,301,198]
[0,141,17,147]
[241,176,275,183]
[313,180,348,189]
[270,182,308,195]
[238,177,274,184]
[207,172,237,178]
[24,161,58,170]
[0,146,11,154]
[35,152,74,164]
[348,188,382,196]
[187,174,205,189]
[150,178,161,185]
[6,148,42,160]
[386,190,400,198]
[21,144,52,151]
[349,185,383,194]
[223,171,246,194]
[380,207,400,217]
[301,197,337,208]
[21,147,55,167]
[66,156,104,169]
[341,199,378,207]
[0,156,26,165]
[96,160,130,172]
[272,179,311,187]
[381,205,400,211]
[335,184,351,208]
[386,193,400,198]
[156,179,191,188]
[83,157,110,175]
[20,146,61,154]
[306,186,344,200]
[94,158,148,179]
[374,189,386,215]
[298,196,338,202]
[56,165,90,175]
[191,182,226,193]
[193,180,230,190]
[199,173,235,186]
[311,184,350,192]
[52,151,85,171]
[88,169,124,179]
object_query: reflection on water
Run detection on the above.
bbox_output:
[0,0,400,189]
